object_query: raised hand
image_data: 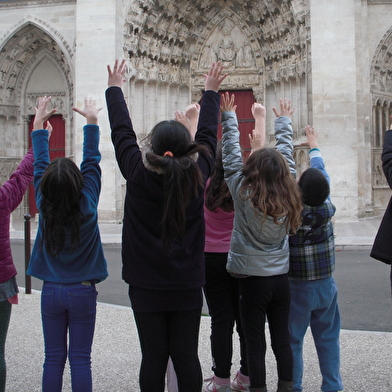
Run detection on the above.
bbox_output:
[33,96,57,131]
[301,125,318,149]
[72,97,102,125]
[249,103,266,154]
[185,103,200,123]
[174,110,190,130]
[185,103,200,140]
[272,97,295,118]
[45,121,53,140]
[220,91,236,113]
[251,102,266,121]
[204,62,228,92]
[107,59,127,88]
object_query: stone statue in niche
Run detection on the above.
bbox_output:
[236,44,253,68]
[217,20,235,66]
[199,18,255,70]
[52,97,65,111]
[6,87,14,101]
[6,46,21,61]
[200,44,217,68]
[386,72,392,91]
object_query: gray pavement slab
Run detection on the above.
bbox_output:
[6,290,392,392]
[6,216,392,391]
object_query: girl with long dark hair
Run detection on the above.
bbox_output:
[105,60,227,392]
[27,96,108,392]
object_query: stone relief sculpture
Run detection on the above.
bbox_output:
[25,93,65,115]
[121,0,311,149]
[199,18,255,70]
[217,20,236,65]
[122,0,311,90]
[236,44,253,68]
[200,45,217,68]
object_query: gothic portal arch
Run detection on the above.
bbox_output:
[123,0,311,143]
[370,27,392,212]
[0,21,74,216]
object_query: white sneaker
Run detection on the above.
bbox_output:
[203,376,231,392]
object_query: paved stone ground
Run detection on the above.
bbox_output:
[6,291,392,392]
[6,215,392,391]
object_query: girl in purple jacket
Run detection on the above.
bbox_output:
[0,143,36,392]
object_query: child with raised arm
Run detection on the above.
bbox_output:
[0,141,36,392]
[288,126,343,392]
[105,60,227,392]
[221,92,303,392]
[203,101,266,392]
[27,96,108,392]
[272,98,297,178]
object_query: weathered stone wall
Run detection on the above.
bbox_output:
[0,0,392,221]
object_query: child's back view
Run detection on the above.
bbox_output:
[288,126,343,392]
[221,93,303,392]
[27,96,108,392]
[0,145,34,392]
[105,60,227,392]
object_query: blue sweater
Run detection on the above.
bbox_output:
[27,126,108,283]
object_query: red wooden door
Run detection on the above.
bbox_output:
[28,114,65,216]
[219,90,256,159]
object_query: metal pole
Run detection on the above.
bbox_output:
[24,214,31,294]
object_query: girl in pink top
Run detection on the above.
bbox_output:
[203,101,266,392]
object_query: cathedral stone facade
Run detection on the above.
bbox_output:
[0,0,392,222]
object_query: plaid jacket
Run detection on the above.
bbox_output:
[289,201,336,280]
[289,150,336,280]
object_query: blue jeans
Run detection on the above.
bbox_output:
[289,277,343,392]
[41,281,97,392]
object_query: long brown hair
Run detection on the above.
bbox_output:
[39,157,84,256]
[240,148,302,233]
[205,141,234,212]
[146,120,210,248]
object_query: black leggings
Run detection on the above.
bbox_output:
[203,252,248,378]
[239,274,293,388]
[133,308,202,392]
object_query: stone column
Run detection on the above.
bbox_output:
[309,0,371,219]
[74,0,124,221]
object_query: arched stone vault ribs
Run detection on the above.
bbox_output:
[369,25,392,212]
[0,22,73,115]
[123,0,311,90]
[371,25,392,95]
